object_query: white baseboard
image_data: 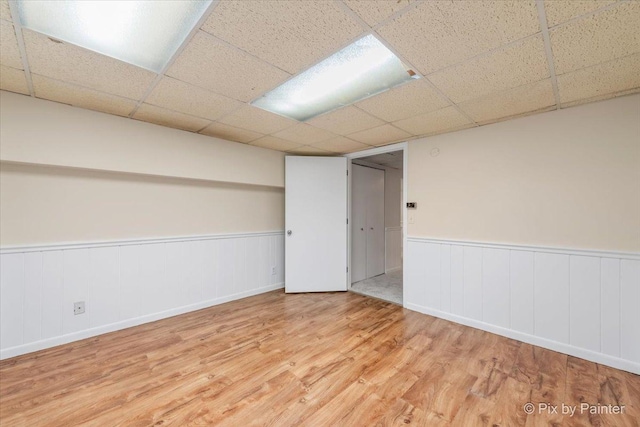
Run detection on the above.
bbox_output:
[405,302,639,375]
[1,283,284,360]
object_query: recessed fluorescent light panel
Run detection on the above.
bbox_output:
[252,34,419,121]
[16,0,212,73]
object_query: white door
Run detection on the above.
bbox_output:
[366,167,385,278]
[351,165,367,283]
[285,156,347,293]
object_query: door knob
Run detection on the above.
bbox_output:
[287,230,292,236]
[360,228,364,231]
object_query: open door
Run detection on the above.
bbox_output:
[285,156,347,293]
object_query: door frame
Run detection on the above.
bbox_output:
[344,142,408,305]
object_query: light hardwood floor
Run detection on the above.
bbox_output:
[1,290,638,426]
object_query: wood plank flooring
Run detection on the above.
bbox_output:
[1,290,638,426]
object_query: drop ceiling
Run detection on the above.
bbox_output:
[1,0,638,155]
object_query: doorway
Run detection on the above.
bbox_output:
[347,144,406,305]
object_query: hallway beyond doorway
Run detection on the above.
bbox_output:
[350,269,402,305]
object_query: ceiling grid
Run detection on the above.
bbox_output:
[535,0,562,109]
[7,0,34,96]
[0,0,637,154]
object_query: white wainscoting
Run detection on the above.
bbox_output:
[0,231,285,359]
[405,237,640,374]
[385,226,402,273]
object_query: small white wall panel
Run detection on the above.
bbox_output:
[202,240,219,301]
[534,252,570,344]
[165,242,187,310]
[184,241,205,306]
[405,241,427,307]
[246,237,261,293]
[450,245,464,315]
[88,247,120,329]
[23,252,43,343]
[275,234,284,285]
[218,239,235,297]
[119,245,140,320]
[1,254,24,349]
[138,243,168,315]
[62,249,90,334]
[233,238,247,294]
[440,245,451,313]
[509,250,534,335]
[41,251,63,339]
[620,260,640,363]
[600,258,620,357]
[482,248,510,329]
[570,256,601,352]
[258,236,271,289]
[463,246,483,321]
[423,243,441,309]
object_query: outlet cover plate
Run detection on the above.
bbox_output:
[74,301,85,315]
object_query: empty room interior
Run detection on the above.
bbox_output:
[0,0,639,425]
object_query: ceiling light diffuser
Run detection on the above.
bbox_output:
[16,0,212,73]
[252,34,419,121]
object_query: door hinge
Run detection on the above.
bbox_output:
[347,266,349,273]
[346,218,348,224]
[346,170,348,175]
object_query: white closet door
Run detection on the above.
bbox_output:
[351,165,367,283]
[285,156,347,293]
[366,167,385,278]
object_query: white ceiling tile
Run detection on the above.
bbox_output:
[307,106,385,135]
[286,145,336,155]
[218,105,297,135]
[0,0,12,21]
[1,21,23,69]
[393,106,473,136]
[458,79,556,124]
[343,0,414,27]
[557,54,640,104]
[348,124,412,146]
[0,64,28,94]
[32,74,137,117]
[202,1,363,74]
[272,123,336,145]
[544,0,616,27]
[133,103,211,132]
[146,77,243,121]
[199,122,263,144]
[250,136,304,152]
[377,0,540,74]
[429,35,549,104]
[355,79,449,122]
[167,31,290,102]
[23,30,156,99]
[550,2,640,75]
[311,136,371,153]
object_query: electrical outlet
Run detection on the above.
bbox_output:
[271,266,277,275]
[74,301,85,315]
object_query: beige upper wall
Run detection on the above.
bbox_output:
[0,91,285,188]
[408,94,640,252]
[0,163,284,246]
